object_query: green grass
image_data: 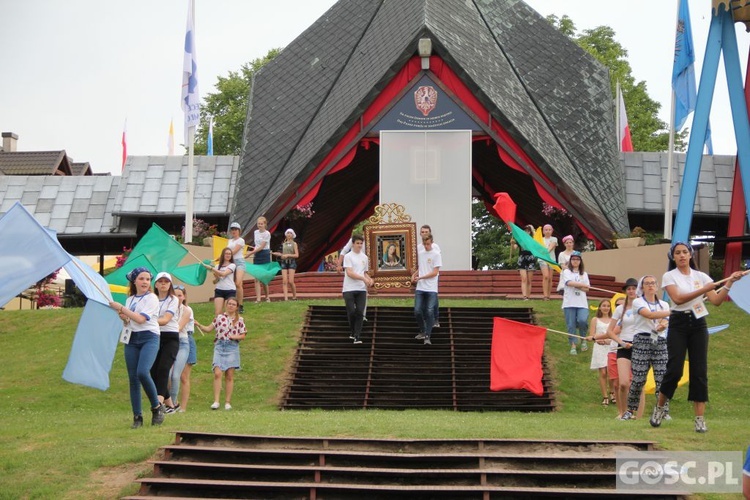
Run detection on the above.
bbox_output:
[1,298,748,498]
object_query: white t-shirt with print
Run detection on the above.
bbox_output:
[342,251,369,293]
[561,269,589,308]
[632,296,669,337]
[661,268,713,313]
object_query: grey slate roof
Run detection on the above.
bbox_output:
[0,151,73,175]
[113,155,239,216]
[234,0,628,242]
[0,174,119,235]
[622,152,735,215]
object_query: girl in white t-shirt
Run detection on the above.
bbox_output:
[539,224,558,300]
[626,275,671,422]
[587,299,614,406]
[604,278,639,419]
[556,235,575,293]
[108,267,163,428]
[650,242,744,432]
[561,251,590,355]
[204,247,237,316]
[246,216,272,302]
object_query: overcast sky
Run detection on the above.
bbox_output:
[1,0,747,175]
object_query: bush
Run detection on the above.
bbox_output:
[37,290,62,308]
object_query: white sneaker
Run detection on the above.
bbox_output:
[210,401,220,410]
[569,347,577,355]
[225,403,232,410]
[694,416,707,433]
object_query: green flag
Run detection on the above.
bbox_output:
[246,262,281,285]
[128,223,188,272]
[508,222,557,267]
[171,260,211,286]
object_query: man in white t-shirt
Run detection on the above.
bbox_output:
[412,234,442,345]
[417,225,441,327]
[342,234,373,344]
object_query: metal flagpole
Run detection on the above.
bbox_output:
[664,0,681,240]
[186,125,195,243]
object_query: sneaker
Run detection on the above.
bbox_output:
[210,401,220,410]
[224,403,232,411]
[131,415,143,429]
[569,347,577,355]
[649,405,666,427]
[694,416,707,433]
[423,338,432,345]
[620,410,635,421]
[580,341,589,352]
[433,323,440,328]
[353,338,362,344]
[151,403,165,426]
[164,405,176,414]
[415,333,426,340]
[663,413,672,421]
[239,305,245,313]
[349,334,355,340]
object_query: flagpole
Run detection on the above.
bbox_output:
[665,90,677,240]
[185,125,195,243]
[615,81,621,149]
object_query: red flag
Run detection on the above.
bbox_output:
[121,120,127,172]
[490,317,546,396]
[618,89,634,152]
[492,192,517,224]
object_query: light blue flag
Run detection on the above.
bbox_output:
[673,0,696,131]
[728,274,750,315]
[0,202,71,307]
[63,255,113,305]
[62,300,122,391]
[206,117,213,156]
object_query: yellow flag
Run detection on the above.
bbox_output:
[212,235,249,262]
[535,226,561,272]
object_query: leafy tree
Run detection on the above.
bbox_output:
[471,200,514,270]
[193,49,281,155]
[546,15,685,152]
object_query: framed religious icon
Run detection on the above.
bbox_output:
[363,222,417,289]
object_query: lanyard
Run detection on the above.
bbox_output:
[127,294,147,312]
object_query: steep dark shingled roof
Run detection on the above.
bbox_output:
[0,151,73,176]
[234,0,628,242]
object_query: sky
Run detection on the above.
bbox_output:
[1,0,748,176]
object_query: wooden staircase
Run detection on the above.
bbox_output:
[280,305,554,411]
[124,433,689,499]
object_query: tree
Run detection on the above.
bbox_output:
[471,200,514,270]
[193,49,281,155]
[546,15,686,152]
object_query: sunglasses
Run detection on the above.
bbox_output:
[174,285,186,291]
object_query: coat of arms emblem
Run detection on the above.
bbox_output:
[414,86,438,117]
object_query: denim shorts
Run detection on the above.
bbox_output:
[187,332,197,365]
[214,288,236,300]
[254,249,271,265]
[280,259,297,270]
[234,256,246,270]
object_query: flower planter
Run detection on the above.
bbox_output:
[615,237,645,249]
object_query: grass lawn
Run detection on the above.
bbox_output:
[0,297,748,498]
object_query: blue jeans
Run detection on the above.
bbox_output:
[563,307,588,346]
[170,336,190,404]
[415,291,438,338]
[123,330,160,416]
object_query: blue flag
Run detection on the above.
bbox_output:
[62,300,122,391]
[673,0,696,131]
[0,202,71,307]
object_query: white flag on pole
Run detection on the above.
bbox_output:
[181,0,200,142]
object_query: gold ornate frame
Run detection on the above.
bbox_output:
[363,203,416,289]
